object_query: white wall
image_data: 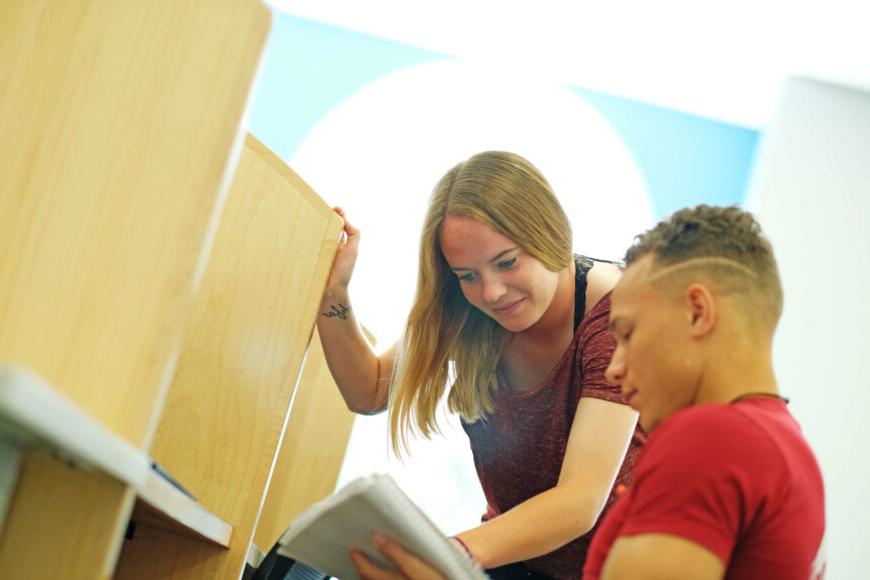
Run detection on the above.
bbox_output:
[747,77,870,578]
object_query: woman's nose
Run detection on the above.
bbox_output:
[482,276,507,304]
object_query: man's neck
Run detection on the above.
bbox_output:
[696,347,779,405]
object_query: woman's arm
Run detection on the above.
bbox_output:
[456,398,638,567]
[316,208,395,414]
[317,289,396,414]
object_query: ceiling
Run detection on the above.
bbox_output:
[267,0,870,128]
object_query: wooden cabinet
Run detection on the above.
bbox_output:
[253,327,362,551]
[0,2,357,578]
[115,135,342,579]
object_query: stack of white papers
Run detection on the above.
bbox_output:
[278,473,488,580]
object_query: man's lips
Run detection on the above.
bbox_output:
[623,388,638,407]
[493,298,523,315]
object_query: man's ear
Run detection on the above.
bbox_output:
[685,283,716,338]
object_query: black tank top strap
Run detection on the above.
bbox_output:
[573,254,594,331]
[573,254,623,331]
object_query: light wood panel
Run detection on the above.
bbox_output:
[0,0,271,448]
[0,1,271,577]
[115,135,343,579]
[1,452,134,579]
[253,328,362,550]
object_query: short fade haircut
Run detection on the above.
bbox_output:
[625,205,783,330]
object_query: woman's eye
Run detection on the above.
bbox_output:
[458,272,476,282]
[497,258,517,269]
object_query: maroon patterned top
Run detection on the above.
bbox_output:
[462,264,646,579]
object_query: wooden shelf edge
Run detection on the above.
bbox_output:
[0,365,232,547]
[247,542,266,568]
[0,365,151,487]
[132,469,233,547]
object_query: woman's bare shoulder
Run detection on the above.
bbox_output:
[585,261,622,309]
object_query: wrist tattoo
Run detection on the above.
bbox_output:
[322,303,351,320]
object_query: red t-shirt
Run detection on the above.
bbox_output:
[463,293,647,579]
[583,397,826,579]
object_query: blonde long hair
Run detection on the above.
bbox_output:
[389,151,573,455]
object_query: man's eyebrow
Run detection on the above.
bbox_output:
[451,247,518,271]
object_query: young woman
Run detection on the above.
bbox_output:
[317,151,645,579]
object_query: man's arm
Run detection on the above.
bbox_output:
[601,533,724,580]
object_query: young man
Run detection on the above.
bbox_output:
[351,205,826,580]
[582,205,826,579]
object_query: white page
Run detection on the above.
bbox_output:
[278,474,487,579]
